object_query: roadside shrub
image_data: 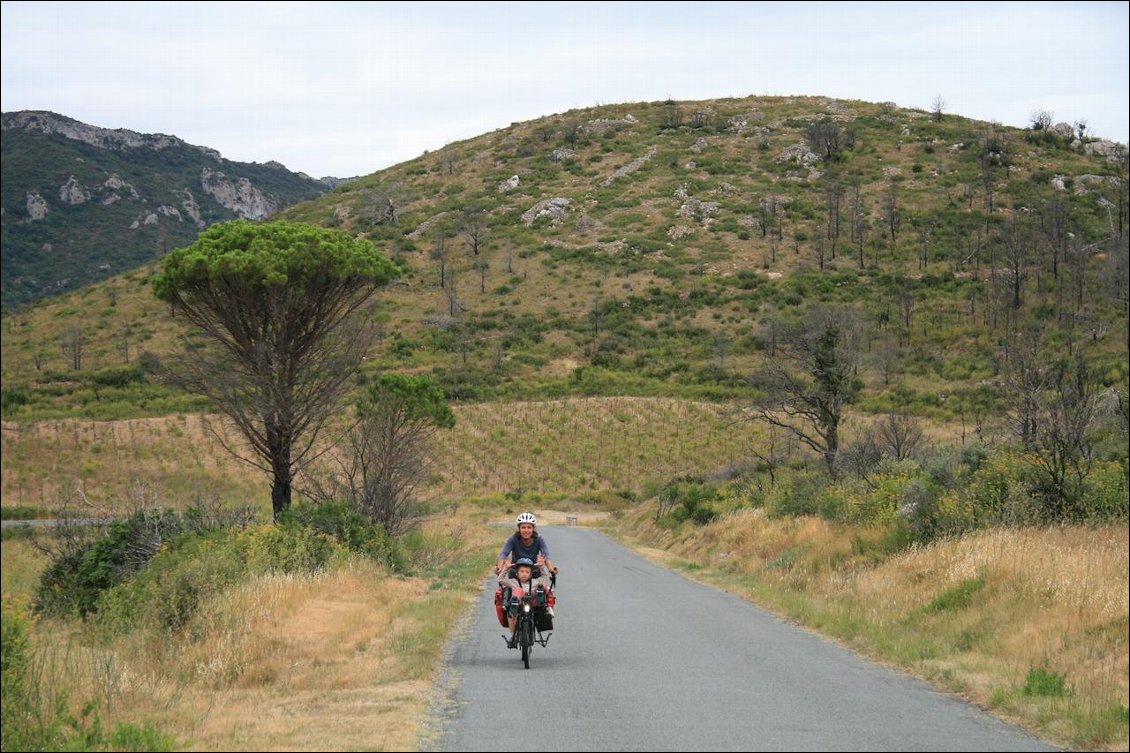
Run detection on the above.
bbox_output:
[896,476,946,543]
[925,577,986,612]
[1023,667,1068,697]
[97,523,346,635]
[1077,461,1129,522]
[35,504,250,619]
[657,476,718,525]
[765,472,829,518]
[955,451,1042,527]
[280,500,402,570]
[95,528,246,634]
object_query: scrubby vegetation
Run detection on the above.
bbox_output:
[2,95,1127,750]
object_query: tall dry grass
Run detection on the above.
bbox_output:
[4,511,496,751]
[612,506,1129,751]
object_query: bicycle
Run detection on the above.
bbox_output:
[501,573,556,669]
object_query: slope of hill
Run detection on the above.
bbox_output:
[0,110,340,310]
[1,96,1127,424]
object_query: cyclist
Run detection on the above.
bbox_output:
[498,557,538,647]
[496,512,558,597]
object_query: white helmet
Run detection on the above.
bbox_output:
[516,512,537,526]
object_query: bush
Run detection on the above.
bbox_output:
[1023,666,1068,697]
[280,500,402,569]
[97,522,347,635]
[656,476,718,525]
[35,504,247,619]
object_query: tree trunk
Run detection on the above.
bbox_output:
[271,459,292,521]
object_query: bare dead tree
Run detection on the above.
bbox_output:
[441,145,458,175]
[748,423,797,490]
[895,281,916,346]
[1103,234,1129,313]
[849,179,867,269]
[804,118,850,161]
[1029,109,1055,132]
[588,295,604,337]
[61,324,84,371]
[883,184,901,255]
[302,375,454,535]
[461,206,489,256]
[836,428,883,486]
[1040,193,1070,282]
[877,413,925,460]
[1112,144,1129,240]
[474,257,489,293]
[1001,325,1051,451]
[445,267,464,317]
[361,183,410,226]
[1000,212,1034,310]
[747,306,862,477]
[430,225,450,288]
[913,217,933,271]
[874,334,901,386]
[813,226,828,271]
[824,175,843,260]
[1029,356,1101,520]
[931,94,946,122]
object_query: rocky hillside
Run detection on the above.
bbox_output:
[0,111,341,310]
[1,96,1127,421]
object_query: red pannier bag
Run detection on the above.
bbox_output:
[493,587,507,627]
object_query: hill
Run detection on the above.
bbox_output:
[1,110,340,311]
[2,95,1126,426]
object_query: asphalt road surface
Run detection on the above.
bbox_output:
[423,525,1056,752]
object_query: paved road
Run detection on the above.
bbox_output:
[424,526,1056,752]
[1,517,112,527]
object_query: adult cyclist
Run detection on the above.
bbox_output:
[496,512,558,611]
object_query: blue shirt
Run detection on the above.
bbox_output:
[499,532,550,563]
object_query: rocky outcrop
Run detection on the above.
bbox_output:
[583,114,638,134]
[602,145,657,186]
[521,197,571,225]
[3,110,220,159]
[408,211,451,240]
[59,176,90,205]
[25,192,48,221]
[200,167,278,220]
[1084,140,1127,162]
[102,174,139,198]
[180,189,204,228]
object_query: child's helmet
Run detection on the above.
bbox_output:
[514,557,536,568]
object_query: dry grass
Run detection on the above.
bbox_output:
[0,539,50,600]
[612,506,1129,751]
[2,397,768,515]
[8,510,496,752]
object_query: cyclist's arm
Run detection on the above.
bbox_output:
[496,537,513,573]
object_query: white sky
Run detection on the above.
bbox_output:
[2,1,1127,178]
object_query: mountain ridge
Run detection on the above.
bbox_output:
[1,110,351,310]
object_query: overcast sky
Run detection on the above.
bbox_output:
[2,1,1126,179]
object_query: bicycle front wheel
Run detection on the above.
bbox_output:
[520,617,534,669]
